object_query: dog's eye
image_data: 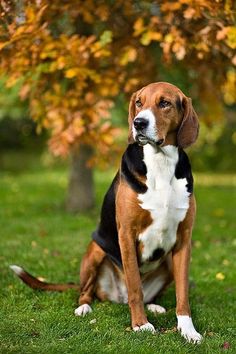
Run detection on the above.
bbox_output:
[135,99,142,108]
[159,100,171,109]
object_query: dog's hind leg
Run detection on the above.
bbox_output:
[95,258,128,304]
[75,241,105,317]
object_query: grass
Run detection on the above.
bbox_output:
[0,152,236,353]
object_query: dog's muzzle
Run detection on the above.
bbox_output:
[133,117,164,146]
[133,117,149,145]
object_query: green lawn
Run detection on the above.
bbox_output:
[0,154,236,353]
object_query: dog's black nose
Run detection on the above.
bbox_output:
[133,117,149,130]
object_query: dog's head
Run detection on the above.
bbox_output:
[128,82,199,149]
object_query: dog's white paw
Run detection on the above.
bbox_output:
[74,304,92,317]
[147,304,166,314]
[177,315,202,344]
[133,322,156,333]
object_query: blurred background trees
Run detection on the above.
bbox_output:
[0,0,235,212]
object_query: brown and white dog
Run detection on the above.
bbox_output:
[10,82,202,343]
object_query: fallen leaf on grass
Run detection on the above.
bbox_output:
[125,327,132,332]
[205,331,215,337]
[216,272,225,280]
[194,240,202,248]
[221,341,231,350]
[208,332,214,337]
[222,259,230,266]
[89,319,97,324]
[160,327,177,334]
[31,241,37,248]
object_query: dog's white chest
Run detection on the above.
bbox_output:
[138,145,190,264]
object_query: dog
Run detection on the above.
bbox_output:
[10,82,202,343]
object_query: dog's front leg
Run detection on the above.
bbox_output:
[119,227,155,332]
[172,196,202,343]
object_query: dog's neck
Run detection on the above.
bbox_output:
[146,142,178,159]
[143,144,179,179]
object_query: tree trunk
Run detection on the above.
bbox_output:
[66,144,95,213]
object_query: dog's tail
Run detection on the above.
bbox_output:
[9,265,80,291]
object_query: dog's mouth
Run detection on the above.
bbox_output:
[136,134,164,147]
[136,134,148,145]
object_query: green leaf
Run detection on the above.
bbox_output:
[99,30,113,46]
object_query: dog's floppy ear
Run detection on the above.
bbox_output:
[128,92,137,144]
[177,96,199,149]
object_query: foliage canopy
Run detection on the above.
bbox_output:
[0,0,235,162]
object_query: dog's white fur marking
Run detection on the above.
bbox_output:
[132,109,157,142]
[98,263,128,304]
[138,144,190,262]
[142,274,165,304]
[98,261,167,304]
[74,304,92,317]
[133,322,156,333]
[147,304,166,314]
[10,265,24,276]
[177,315,202,343]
